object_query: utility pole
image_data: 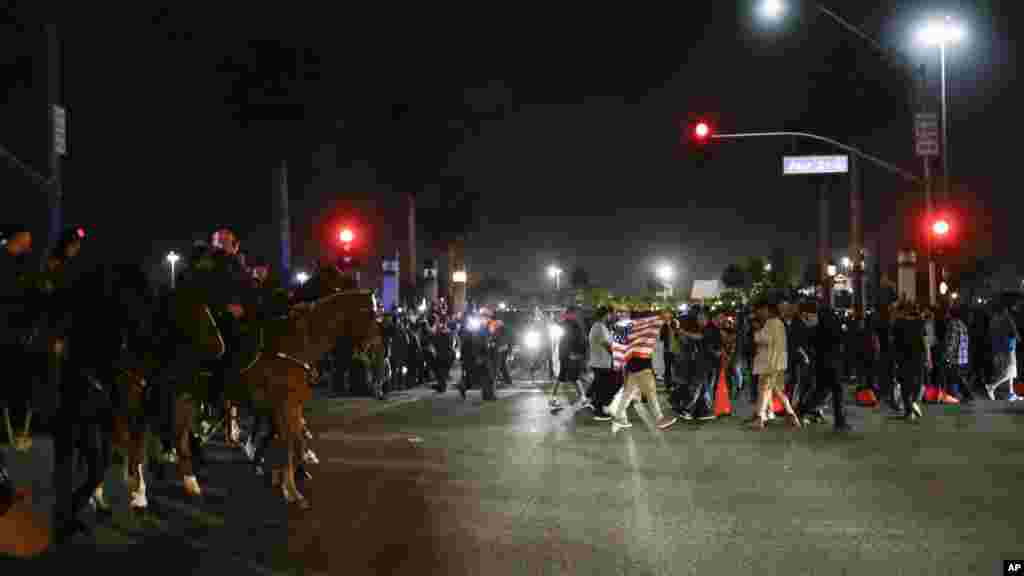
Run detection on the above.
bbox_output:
[849,155,864,318]
[818,177,830,304]
[276,160,291,279]
[46,24,63,266]
[917,64,937,307]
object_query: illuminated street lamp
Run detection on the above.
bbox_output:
[759,0,785,21]
[918,15,966,200]
[547,265,563,291]
[656,264,674,299]
[166,251,180,290]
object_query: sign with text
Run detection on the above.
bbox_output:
[915,112,939,157]
[53,105,66,156]
[783,155,849,175]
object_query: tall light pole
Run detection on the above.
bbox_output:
[166,251,180,290]
[918,16,965,203]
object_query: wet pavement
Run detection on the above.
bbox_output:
[3,379,1024,574]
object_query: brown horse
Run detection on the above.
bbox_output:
[243,287,380,507]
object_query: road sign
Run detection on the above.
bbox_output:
[915,112,939,157]
[782,155,849,175]
[53,105,66,156]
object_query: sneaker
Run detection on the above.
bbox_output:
[243,438,256,461]
[593,412,613,422]
[911,402,923,418]
[1008,393,1022,402]
[985,385,996,401]
[766,411,777,421]
[611,418,632,432]
[677,410,694,421]
[656,416,678,430]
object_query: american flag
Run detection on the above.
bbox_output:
[611,314,665,370]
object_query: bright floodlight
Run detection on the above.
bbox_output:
[166,251,180,265]
[657,264,674,281]
[760,0,785,20]
[295,271,310,285]
[918,18,966,46]
[524,330,541,349]
[547,265,562,278]
[548,324,564,340]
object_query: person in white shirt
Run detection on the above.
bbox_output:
[588,307,618,420]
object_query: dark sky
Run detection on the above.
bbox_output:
[2,2,1018,294]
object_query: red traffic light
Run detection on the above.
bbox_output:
[76,227,85,238]
[932,219,950,236]
[695,122,710,139]
[339,228,354,243]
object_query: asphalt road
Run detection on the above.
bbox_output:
[3,375,1024,575]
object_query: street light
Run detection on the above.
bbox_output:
[759,0,785,20]
[547,265,563,291]
[763,262,772,273]
[917,16,965,203]
[165,251,180,290]
[295,271,310,285]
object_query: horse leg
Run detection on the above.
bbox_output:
[285,401,310,509]
[175,395,201,497]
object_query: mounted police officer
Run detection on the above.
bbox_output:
[206,227,254,447]
[0,225,36,502]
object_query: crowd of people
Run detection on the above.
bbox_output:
[544,292,1023,435]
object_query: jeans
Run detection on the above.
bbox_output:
[686,366,716,412]
[802,365,846,425]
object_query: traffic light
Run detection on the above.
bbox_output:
[339,227,354,248]
[693,121,711,144]
[931,219,949,237]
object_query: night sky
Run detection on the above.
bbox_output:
[2,2,1018,295]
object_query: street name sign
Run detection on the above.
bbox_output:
[915,112,939,157]
[783,155,849,175]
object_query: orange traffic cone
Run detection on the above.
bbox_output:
[0,488,50,558]
[939,391,960,404]
[855,387,879,407]
[714,362,732,417]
